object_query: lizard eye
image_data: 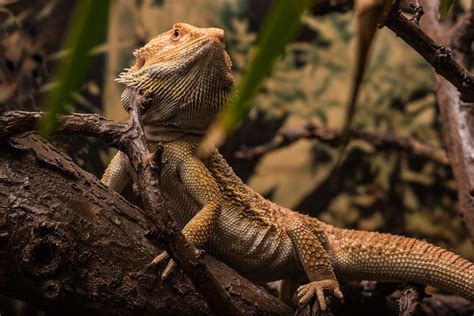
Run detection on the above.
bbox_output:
[171,28,181,41]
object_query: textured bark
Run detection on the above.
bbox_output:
[0,134,291,315]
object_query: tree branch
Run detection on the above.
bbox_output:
[235,122,449,165]
[0,133,289,314]
[0,108,292,315]
[0,111,129,149]
[383,5,474,103]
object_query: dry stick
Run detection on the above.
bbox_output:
[0,109,246,316]
[409,0,424,26]
[235,123,449,165]
[382,4,474,103]
[0,111,129,147]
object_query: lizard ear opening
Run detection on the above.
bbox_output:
[133,57,145,71]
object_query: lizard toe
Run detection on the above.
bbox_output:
[161,259,176,280]
[297,284,315,306]
[296,280,342,311]
[147,251,177,280]
[148,251,169,268]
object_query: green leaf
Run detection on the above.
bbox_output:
[439,0,456,20]
[198,0,313,157]
[39,0,110,137]
[219,0,312,134]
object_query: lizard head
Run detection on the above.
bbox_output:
[117,23,234,138]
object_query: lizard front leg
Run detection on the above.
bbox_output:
[151,154,222,279]
[101,150,132,192]
[286,218,343,310]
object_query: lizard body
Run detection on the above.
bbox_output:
[102,23,474,309]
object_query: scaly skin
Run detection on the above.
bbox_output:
[102,23,474,309]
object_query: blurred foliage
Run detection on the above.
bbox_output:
[218,0,311,134]
[39,0,110,137]
[222,1,472,260]
[199,0,313,156]
[440,0,458,19]
[1,0,109,176]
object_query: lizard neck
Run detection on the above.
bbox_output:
[142,126,205,143]
[145,131,204,144]
[135,80,233,143]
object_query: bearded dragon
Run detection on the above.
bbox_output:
[102,23,474,310]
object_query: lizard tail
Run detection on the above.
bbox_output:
[324,224,473,301]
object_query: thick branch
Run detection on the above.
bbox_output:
[0,134,289,314]
[0,110,253,314]
[383,7,474,103]
[235,123,448,165]
[0,109,292,315]
[0,111,129,150]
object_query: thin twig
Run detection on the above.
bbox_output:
[410,0,424,26]
[235,123,449,166]
[382,5,474,103]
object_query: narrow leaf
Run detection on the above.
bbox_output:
[199,0,313,156]
[439,0,456,20]
[39,0,110,137]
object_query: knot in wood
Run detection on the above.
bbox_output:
[22,223,69,276]
[42,280,61,300]
[434,46,452,64]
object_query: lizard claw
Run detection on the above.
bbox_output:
[297,280,343,310]
[148,251,177,280]
[161,259,176,279]
[149,251,169,267]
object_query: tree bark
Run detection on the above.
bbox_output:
[0,133,291,315]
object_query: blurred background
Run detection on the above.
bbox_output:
[0,0,473,313]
